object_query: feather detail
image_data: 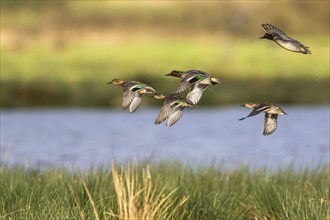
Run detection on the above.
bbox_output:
[128,96,142,113]
[263,113,278,135]
[186,84,208,104]
[122,90,135,109]
[155,104,173,125]
[175,80,191,93]
[166,110,183,127]
[262,23,286,36]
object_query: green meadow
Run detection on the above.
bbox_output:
[1,36,329,107]
[0,162,329,219]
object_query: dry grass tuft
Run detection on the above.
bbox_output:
[106,161,189,220]
[82,179,100,220]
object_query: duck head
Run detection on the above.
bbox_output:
[166,70,185,78]
[260,33,273,40]
[275,106,287,115]
[139,87,156,95]
[210,77,220,85]
[182,99,195,107]
[153,93,166,100]
[241,102,258,108]
[108,79,126,85]
[144,87,157,94]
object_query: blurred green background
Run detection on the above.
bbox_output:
[1,1,329,108]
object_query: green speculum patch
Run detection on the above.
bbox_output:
[131,85,144,91]
[195,75,206,80]
[175,101,184,105]
[189,75,206,84]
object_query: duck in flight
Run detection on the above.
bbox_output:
[166,69,220,104]
[108,79,156,113]
[153,93,195,127]
[260,23,311,55]
[239,102,287,136]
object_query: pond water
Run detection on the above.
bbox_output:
[1,106,329,170]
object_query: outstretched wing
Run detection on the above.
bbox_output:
[166,110,183,127]
[155,103,173,125]
[262,23,286,35]
[261,23,292,41]
[186,84,208,104]
[263,113,278,135]
[122,90,135,109]
[128,95,142,113]
[175,73,207,93]
[175,80,191,93]
[239,104,270,120]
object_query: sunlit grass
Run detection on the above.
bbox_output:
[0,161,329,219]
[1,2,329,107]
[2,36,329,83]
[1,35,328,107]
[107,162,188,219]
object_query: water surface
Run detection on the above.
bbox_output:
[1,106,329,170]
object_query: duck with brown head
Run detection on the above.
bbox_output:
[108,79,156,113]
[166,69,220,105]
[153,93,195,127]
[239,102,287,136]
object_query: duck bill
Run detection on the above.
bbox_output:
[210,77,220,85]
[152,93,165,99]
[165,70,182,78]
[107,79,115,84]
[241,102,257,108]
[184,103,195,107]
[138,89,146,94]
[142,88,156,94]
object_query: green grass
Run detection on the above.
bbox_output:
[1,1,329,107]
[2,36,329,82]
[0,162,329,219]
[1,37,329,107]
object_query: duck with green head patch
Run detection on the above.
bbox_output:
[260,23,311,55]
[108,79,156,113]
[153,93,195,127]
[166,69,220,105]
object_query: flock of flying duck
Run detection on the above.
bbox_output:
[108,23,311,136]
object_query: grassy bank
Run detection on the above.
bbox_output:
[0,162,329,219]
[1,76,329,108]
